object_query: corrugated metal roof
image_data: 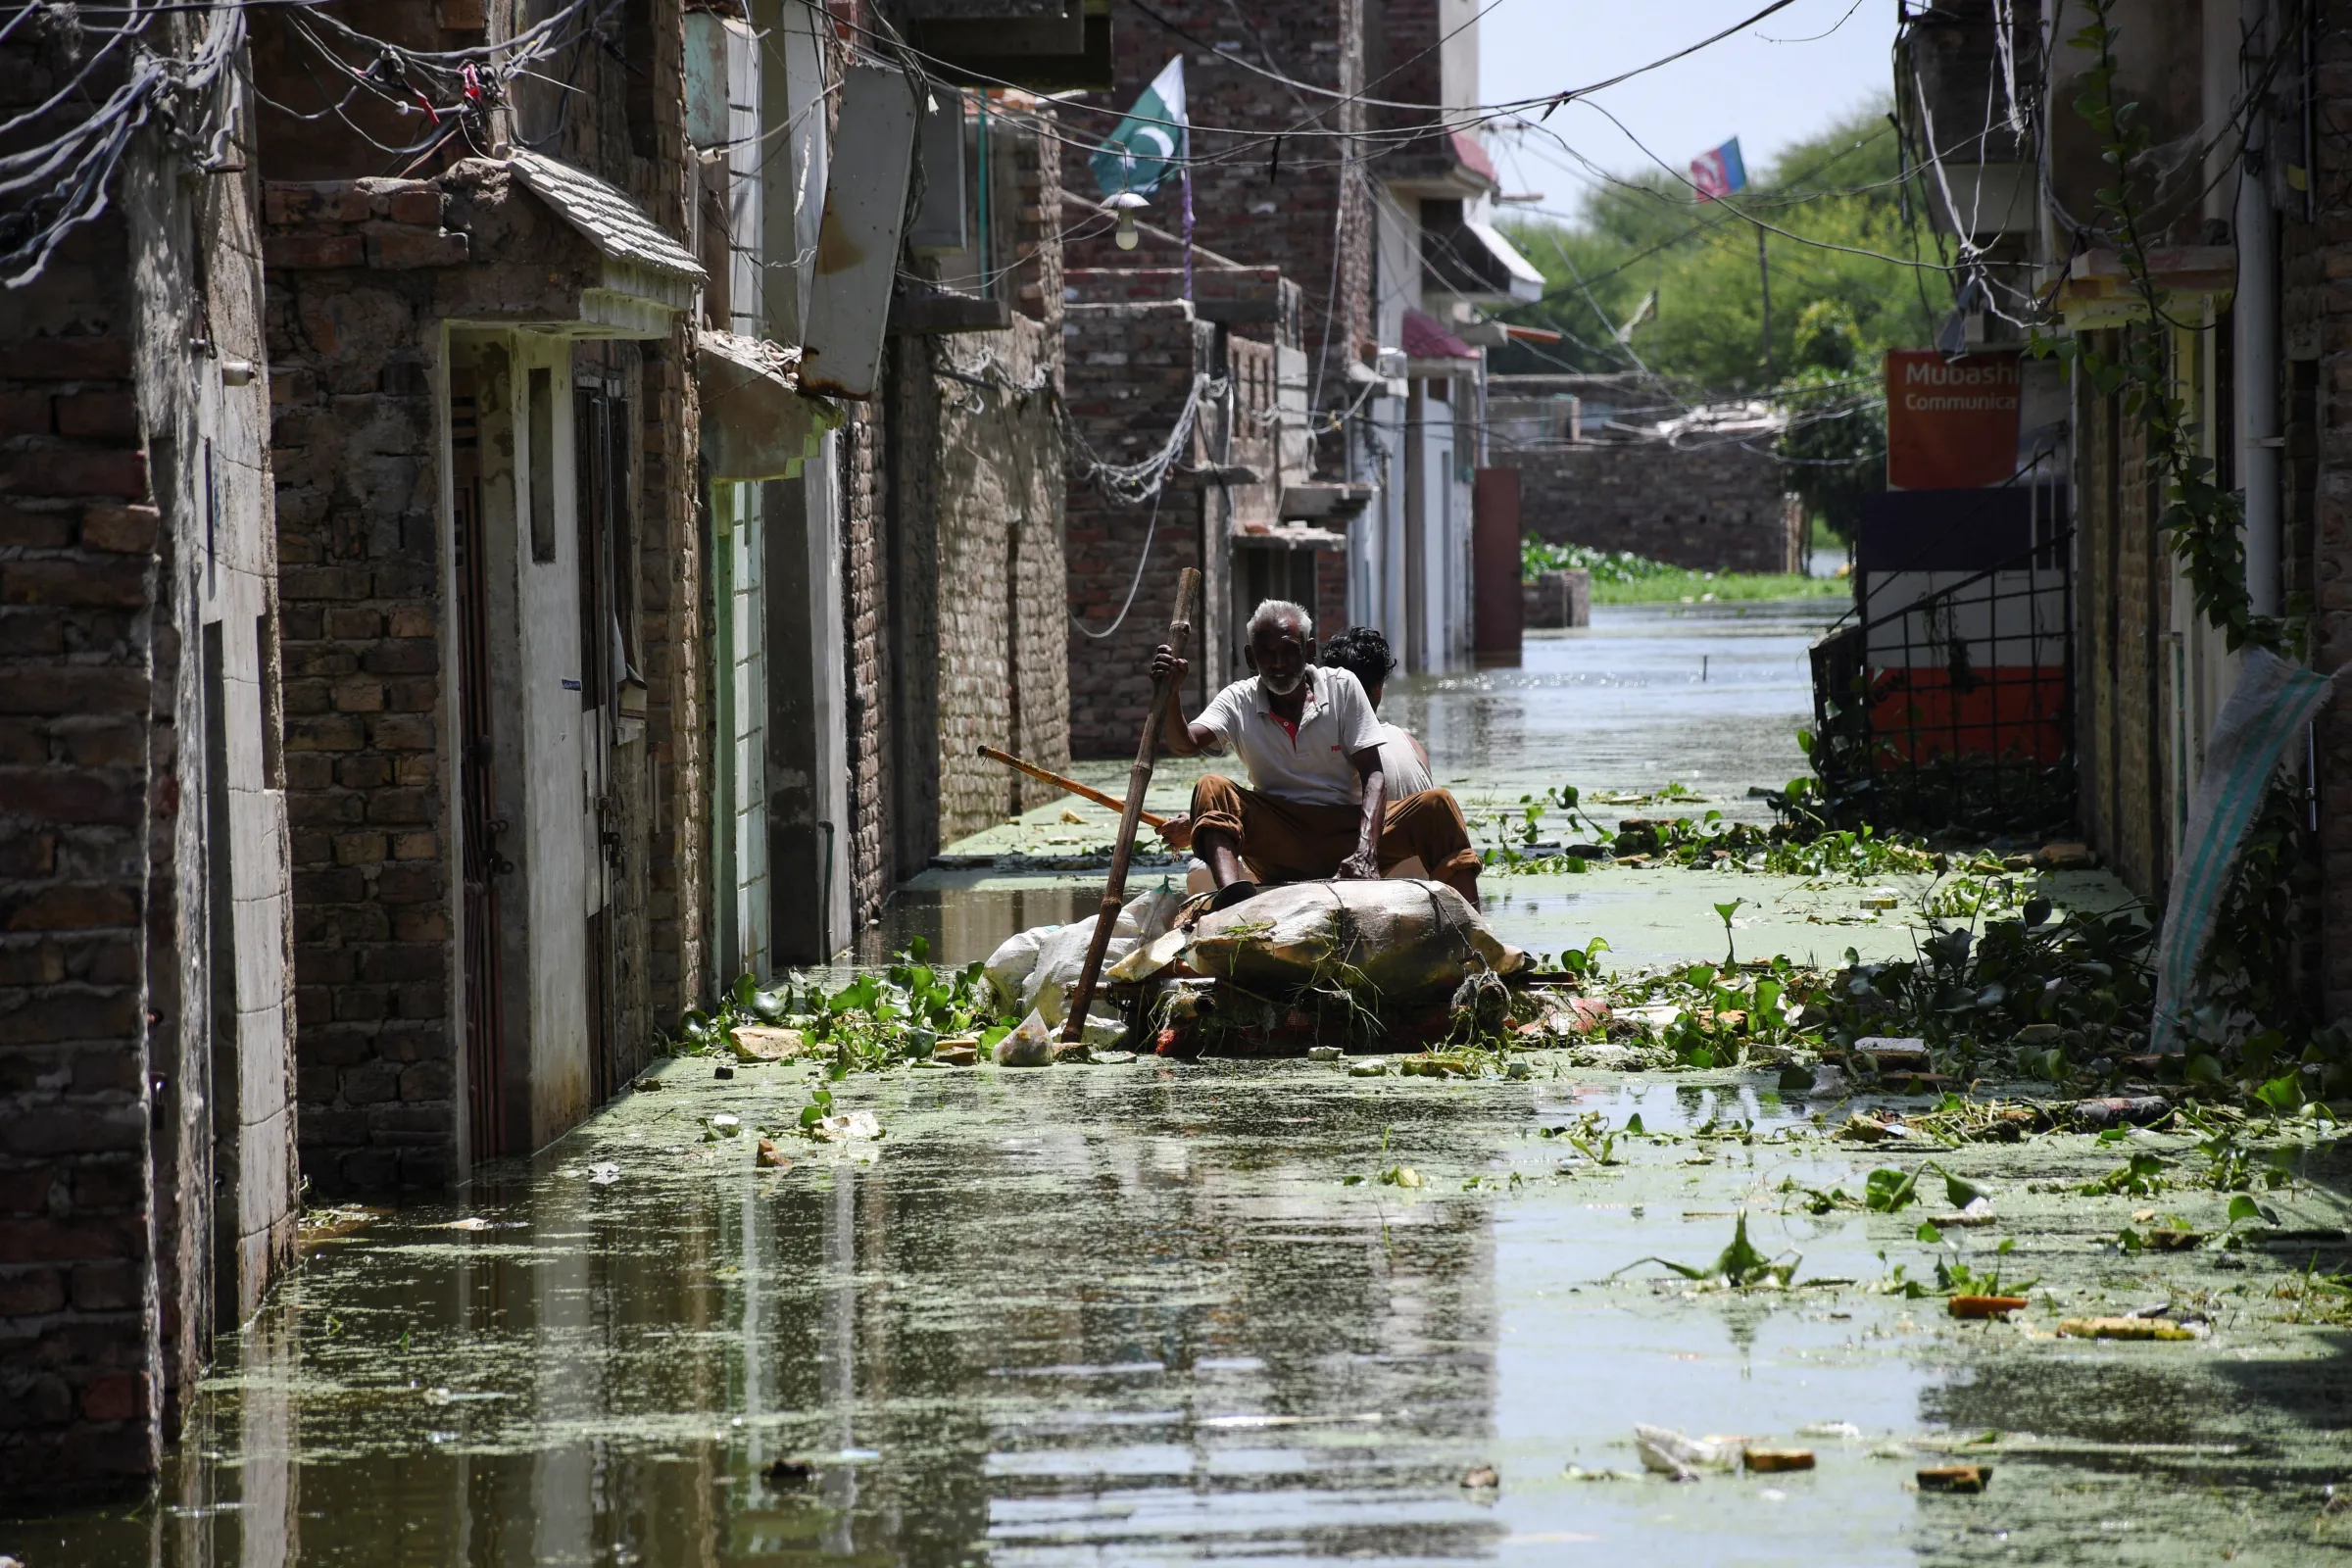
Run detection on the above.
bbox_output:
[509,150,705,281]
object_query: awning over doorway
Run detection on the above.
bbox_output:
[499,150,705,336]
[696,330,843,481]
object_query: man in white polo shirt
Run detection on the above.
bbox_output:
[1150,600,1481,909]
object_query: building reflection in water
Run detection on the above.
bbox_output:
[21,1070,1506,1566]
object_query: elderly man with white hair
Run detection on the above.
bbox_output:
[1150,600,1482,910]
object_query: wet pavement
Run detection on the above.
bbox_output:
[15,1061,2352,1566]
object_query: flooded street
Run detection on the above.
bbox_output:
[13,602,2352,1566]
[17,1064,2352,1566]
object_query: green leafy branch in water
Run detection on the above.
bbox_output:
[2035,0,2281,655]
[1611,1212,1798,1290]
[665,935,1000,1072]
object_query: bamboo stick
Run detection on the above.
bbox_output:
[977,745,1169,830]
[1059,568,1202,1047]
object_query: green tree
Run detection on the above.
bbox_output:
[1494,100,1943,395]
[1493,101,1940,542]
[1777,301,1885,545]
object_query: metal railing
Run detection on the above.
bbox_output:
[1810,529,2075,833]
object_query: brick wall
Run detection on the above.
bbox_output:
[1490,440,1798,574]
[2069,326,2178,906]
[263,181,463,1193]
[0,202,167,1501]
[1065,302,1217,758]
[874,105,1073,871]
[256,0,706,1183]
[643,329,704,1020]
[1,9,292,1500]
[1062,2,1368,431]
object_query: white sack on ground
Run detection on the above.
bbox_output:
[1002,882,1190,1026]
[983,927,1055,1013]
[1182,881,1527,1005]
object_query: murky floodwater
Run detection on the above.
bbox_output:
[22,592,2343,1565]
[1385,600,1837,809]
[866,600,1846,967]
[17,1059,2352,1566]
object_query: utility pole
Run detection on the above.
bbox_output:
[1756,222,1774,382]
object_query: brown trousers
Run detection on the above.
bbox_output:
[1189,773,1482,897]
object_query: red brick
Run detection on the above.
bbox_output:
[0,667,145,716]
[384,188,445,225]
[263,233,366,270]
[0,942,65,983]
[79,503,158,554]
[4,884,137,931]
[264,182,371,224]
[54,392,136,442]
[0,504,71,548]
[1,558,150,608]
[0,448,148,499]
[0,1213,143,1263]
[0,338,130,380]
[365,224,469,270]
[0,1266,67,1317]
[0,769,141,826]
[0,1168,53,1213]
[60,722,141,768]
[70,1261,138,1311]
[79,1372,147,1422]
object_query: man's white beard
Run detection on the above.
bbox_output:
[1259,667,1303,696]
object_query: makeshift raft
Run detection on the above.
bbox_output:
[984,879,1609,1060]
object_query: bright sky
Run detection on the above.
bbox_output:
[1480,0,1899,216]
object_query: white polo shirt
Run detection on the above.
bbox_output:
[1195,665,1385,806]
[1377,721,1434,796]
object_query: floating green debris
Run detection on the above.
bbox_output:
[1611,1213,1798,1290]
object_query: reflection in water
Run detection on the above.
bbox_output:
[27,1068,1509,1566]
[17,1070,2351,1566]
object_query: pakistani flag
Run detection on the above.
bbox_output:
[1091,55,1187,198]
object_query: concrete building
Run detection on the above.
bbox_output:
[1,1,297,1503]
[1054,0,1539,756]
[1886,0,2349,1028]
[1361,0,1544,674]
[247,2,714,1187]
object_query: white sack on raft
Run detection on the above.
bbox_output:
[1166,880,1526,1005]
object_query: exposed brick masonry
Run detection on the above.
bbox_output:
[1491,440,1799,575]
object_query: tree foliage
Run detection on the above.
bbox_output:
[1493,100,1944,392]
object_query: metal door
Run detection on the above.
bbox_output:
[453,382,512,1159]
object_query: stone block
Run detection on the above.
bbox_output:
[0,337,131,380]
[0,448,148,500]
[79,503,158,554]
[262,233,367,270]
[365,225,469,270]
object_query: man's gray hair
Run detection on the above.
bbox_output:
[1246,599,1313,642]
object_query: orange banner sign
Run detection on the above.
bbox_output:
[1886,350,2023,489]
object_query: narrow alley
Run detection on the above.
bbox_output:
[8,1,2352,1564]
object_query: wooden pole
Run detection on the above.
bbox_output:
[977,746,1169,829]
[1060,567,1201,1046]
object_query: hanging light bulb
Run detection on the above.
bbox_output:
[1106,191,1149,251]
